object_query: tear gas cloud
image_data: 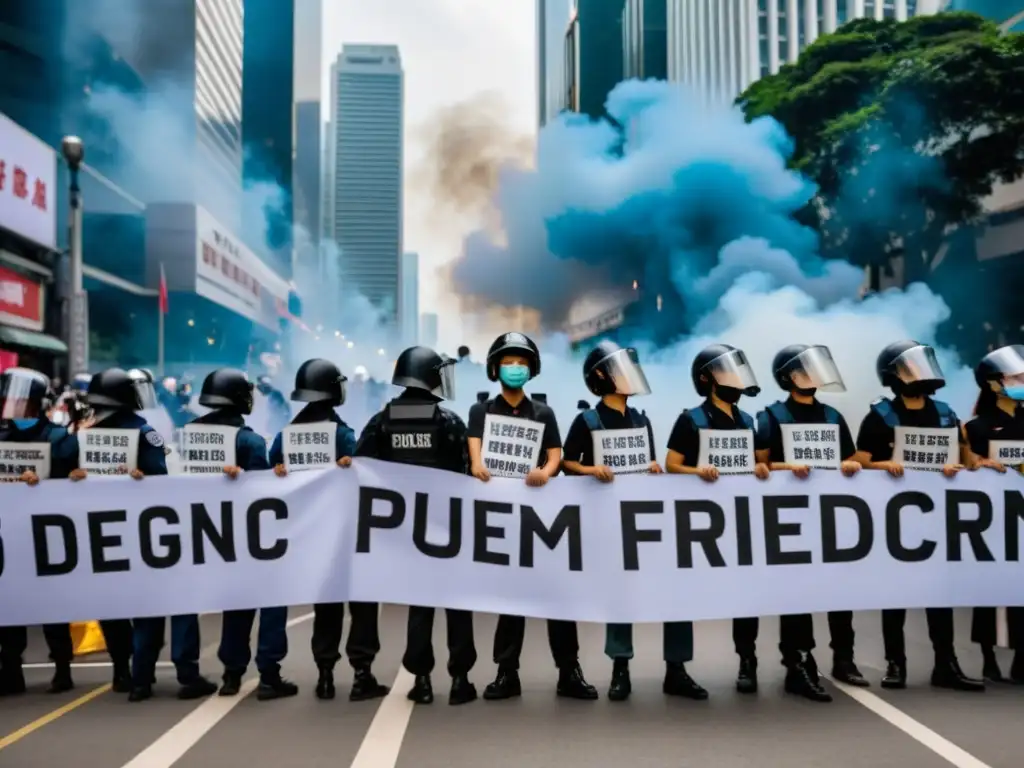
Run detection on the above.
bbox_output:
[445,79,978,444]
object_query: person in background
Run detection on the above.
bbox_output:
[351,346,478,706]
[853,340,983,692]
[963,344,1024,682]
[457,345,471,362]
[665,343,770,695]
[754,344,867,702]
[469,332,597,701]
[563,341,707,702]
[0,367,89,696]
[190,368,298,701]
[270,359,389,703]
[256,374,291,435]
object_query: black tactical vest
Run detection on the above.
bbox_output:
[380,401,445,468]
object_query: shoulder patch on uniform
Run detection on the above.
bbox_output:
[144,430,165,448]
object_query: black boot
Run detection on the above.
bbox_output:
[257,674,299,701]
[931,656,984,692]
[112,660,132,694]
[557,663,598,700]
[407,674,433,704]
[1010,650,1024,684]
[350,666,389,701]
[48,662,74,694]
[981,646,1005,682]
[831,658,870,687]
[0,666,26,696]
[315,668,335,700]
[448,675,477,705]
[128,684,153,702]
[881,660,907,689]
[607,659,631,702]
[784,656,832,703]
[178,676,218,700]
[483,668,521,700]
[219,671,243,696]
[663,662,708,700]
[736,655,758,694]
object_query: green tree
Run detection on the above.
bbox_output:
[738,12,1024,288]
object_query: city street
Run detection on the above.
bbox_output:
[1,608,1022,767]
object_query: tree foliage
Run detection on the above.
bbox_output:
[738,12,1024,286]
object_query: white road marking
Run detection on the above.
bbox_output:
[116,611,314,768]
[348,668,416,768]
[24,661,177,670]
[828,677,994,768]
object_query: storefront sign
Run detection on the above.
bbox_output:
[0,112,56,250]
[0,264,44,332]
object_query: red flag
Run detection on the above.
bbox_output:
[158,263,169,314]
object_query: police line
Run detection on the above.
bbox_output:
[2,461,1024,626]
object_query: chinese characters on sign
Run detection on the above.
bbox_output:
[480,414,543,478]
[281,424,336,472]
[180,425,238,474]
[0,264,44,332]
[0,442,50,480]
[893,427,958,471]
[0,111,56,249]
[780,424,841,469]
[593,427,651,474]
[989,440,1024,465]
[697,429,755,474]
[78,429,140,474]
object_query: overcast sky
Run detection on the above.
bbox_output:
[320,0,536,348]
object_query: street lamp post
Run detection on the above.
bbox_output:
[61,136,88,376]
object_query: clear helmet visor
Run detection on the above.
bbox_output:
[891,345,945,384]
[0,367,48,419]
[703,349,759,392]
[433,359,456,401]
[985,345,1024,389]
[787,346,847,393]
[128,369,158,410]
[598,348,652,396]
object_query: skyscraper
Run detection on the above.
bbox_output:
[666,0,930,103]
[943,0,1024,31]
[562,0,626,120]
[330,45,403,323]
[537,0,573,126]
[293,0,323,245]
[622,0,669,80]
[420,312,439,350]
[400,252,419,345]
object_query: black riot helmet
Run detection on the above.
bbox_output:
[392,346,457,400]
[583,340,651,397]
[291,358,346,405]
[485,332,541,382]
[876,340,945,395]
[772,344,846,394]
[199,368,255,414]
[0,367,50,420]
[691,344,760,399]
[87,368,144,411]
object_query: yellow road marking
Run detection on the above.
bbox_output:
[0,683,111,750]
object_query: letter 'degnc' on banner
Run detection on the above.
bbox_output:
[1,459,1024,626]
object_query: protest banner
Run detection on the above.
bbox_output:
[593,428,651,474]
[77,429,140,474]
[281,423,335,471]
[0,441,50,479]
[1,460,1023,626]
[893,427,958,471]
[480,414,543,478]
[181,425,238,474]
[780,424,841,469]
[697,429,755,474]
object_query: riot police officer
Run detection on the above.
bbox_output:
[188,369,299,701]
[79,368,218,702]
[270,359,389,703]
[853,340,983,691]
[754,345,867,701]
[665,344,769,695]
[469,333,597,701]
[0,367,91,695]
[562,342,706,702]
[352,346,478,705]
[963,344,1024,682]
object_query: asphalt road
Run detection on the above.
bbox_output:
[1,607,1022,768]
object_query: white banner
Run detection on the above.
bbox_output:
[0,442,50,480]
[2,461,1024,626]
[893,427,958,470]
[480,414,543,478]
[593,428,651,474]
[697,429,755,474]
[181,425,238,474]
[78,429,140,474]
[281,423,335,472]
[780,424,841,469]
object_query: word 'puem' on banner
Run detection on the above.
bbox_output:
[2,460,1024,626]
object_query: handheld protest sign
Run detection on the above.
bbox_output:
[697,428,754,474]
[181,424,238,474]
[480,414,543,478]
[893,427,957,471]
[780,424,841,469]
[592,427,651,474]
[282,422,336,472]
[0,442,51,480]
[990,440,1024,465]
[78,429,140,474]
